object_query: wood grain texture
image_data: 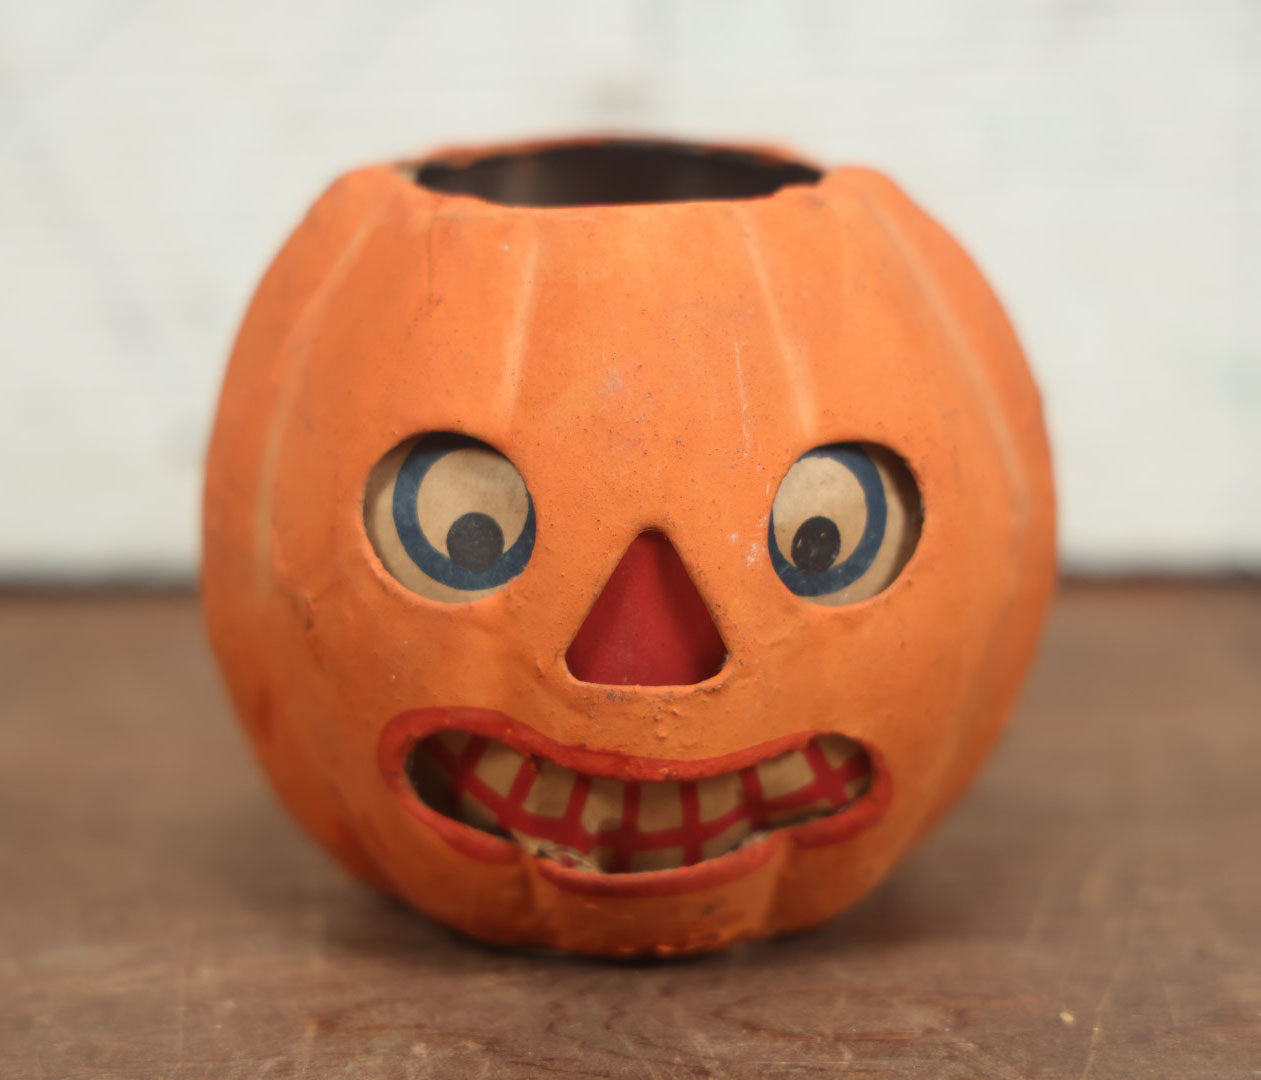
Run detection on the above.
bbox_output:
[2,583,1258,1078]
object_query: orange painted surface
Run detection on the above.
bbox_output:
[203,138,1056,955]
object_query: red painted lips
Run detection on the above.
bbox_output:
[379,708,888,884]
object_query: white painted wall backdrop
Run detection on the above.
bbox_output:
[2,0,1257,578]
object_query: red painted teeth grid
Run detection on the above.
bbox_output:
[421,735,870,872]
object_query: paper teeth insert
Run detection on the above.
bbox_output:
[406,730,871,873]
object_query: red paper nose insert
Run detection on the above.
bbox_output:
[566,531,727,686]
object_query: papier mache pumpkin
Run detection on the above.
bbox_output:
[203,137,1056,956]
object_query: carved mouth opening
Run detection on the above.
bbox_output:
[414,138,822,208]
[405,730,871,874]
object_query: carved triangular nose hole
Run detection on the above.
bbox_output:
[565,531,727,686]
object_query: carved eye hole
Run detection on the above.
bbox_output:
[769,444,922,605]
[364,434,535,602]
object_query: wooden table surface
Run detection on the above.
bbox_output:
[2,583,1258,1079]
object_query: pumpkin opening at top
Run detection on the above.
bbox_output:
[414,138,823,207]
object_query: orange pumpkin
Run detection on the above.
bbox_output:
[203,137,1055,956]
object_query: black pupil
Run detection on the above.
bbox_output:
[791,516,841,574]
[446,512,505,573]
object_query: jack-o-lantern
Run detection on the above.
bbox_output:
[203,137,1055,956]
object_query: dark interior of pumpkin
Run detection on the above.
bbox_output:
[414,140,822,207]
